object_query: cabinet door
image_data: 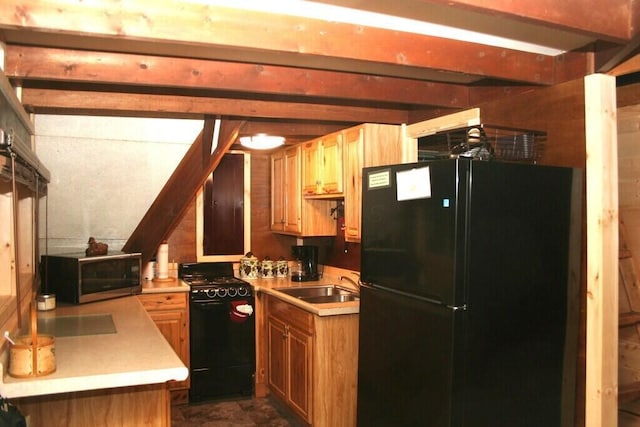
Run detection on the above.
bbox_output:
[301,139,321,195]
[284,146,302,233]
[138,293,190,393]
[288,325,312,422]
[268,316,288,401]
[147,309,190,391]
[270,151,286,231]
[203,153,245,255]
[321,132,343,194]
[343,126,364,242]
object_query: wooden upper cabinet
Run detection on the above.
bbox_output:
[272,145,334,237]
[343,123,413,243]
[270,150,286,232]
[320,131,343,195]
[343,126,364,242]
[271,146,302,234]
[271,123,414,239]
[302,132,344,197]
[301,139,321,196]
[284,146,302,233]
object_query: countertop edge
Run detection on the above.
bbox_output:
[0,364,188,398]
[141,279,190,293]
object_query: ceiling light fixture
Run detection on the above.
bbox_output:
[239,134,286,150]
[194,0,566,56]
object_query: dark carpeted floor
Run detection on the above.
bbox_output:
[171,397,304,427]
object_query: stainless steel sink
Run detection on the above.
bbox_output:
[275,284,359,304]
[298,294,359,304]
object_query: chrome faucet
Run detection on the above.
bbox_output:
[339,273,360,294]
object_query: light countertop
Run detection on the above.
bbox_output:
[141,278,190,293]
[246,265,361,316]
[0,296,188,398]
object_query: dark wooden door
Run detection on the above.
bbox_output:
[203,153,244,255]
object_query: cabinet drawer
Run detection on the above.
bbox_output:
[268,296,313,333]
[138,292,188,311]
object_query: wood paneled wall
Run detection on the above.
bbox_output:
[618,102,640,425]
[478,78,587,169]
[481,78,588,426]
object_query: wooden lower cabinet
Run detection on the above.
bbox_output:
[138,291,190,405]
[266,295,358,427]
[268,309,313,421]
[16,383,170,427]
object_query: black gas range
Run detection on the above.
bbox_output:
[179,261,253,301]
[179,262,255,403]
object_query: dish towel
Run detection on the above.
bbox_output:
[230,300,254,323]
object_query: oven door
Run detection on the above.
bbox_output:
[189,297,256,402]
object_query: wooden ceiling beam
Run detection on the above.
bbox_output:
[20,88,409,124]
[595,33,640,73]
[4,45,470,109]
[238,122,347,140]
[0,0,556,84]
[420,0,631,42]
[608,53,640,77]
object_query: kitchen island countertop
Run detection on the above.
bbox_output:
[0,296,188,398]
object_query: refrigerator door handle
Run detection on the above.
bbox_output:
[363,282,459,308]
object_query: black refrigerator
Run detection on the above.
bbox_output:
[357,158,582,427]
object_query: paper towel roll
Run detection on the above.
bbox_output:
[157,243,169,279]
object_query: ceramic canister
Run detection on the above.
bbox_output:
[239,254,259,279]
[260,259,275,278]
[276,260,289,278]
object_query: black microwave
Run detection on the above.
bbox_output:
[41,252,142,304]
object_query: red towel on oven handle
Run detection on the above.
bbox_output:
[230,300,251,323]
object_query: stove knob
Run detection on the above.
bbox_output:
[228,287,238,297]
[238,286,249,297]
[217,287,228,298]
[205,289,216,298]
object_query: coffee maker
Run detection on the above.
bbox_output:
[291,245,319,281]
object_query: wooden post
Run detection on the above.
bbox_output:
[585,73,618,426]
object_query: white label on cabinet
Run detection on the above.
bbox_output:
[396,167,431,201]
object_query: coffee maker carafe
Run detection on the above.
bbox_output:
[291,245,319,281]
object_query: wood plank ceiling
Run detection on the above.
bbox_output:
[1,0,639,146]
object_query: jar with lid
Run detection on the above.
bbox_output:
[239,252,259,279]
[260,257,275,279]
[37,294,56,311]
[276,259,289,278]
